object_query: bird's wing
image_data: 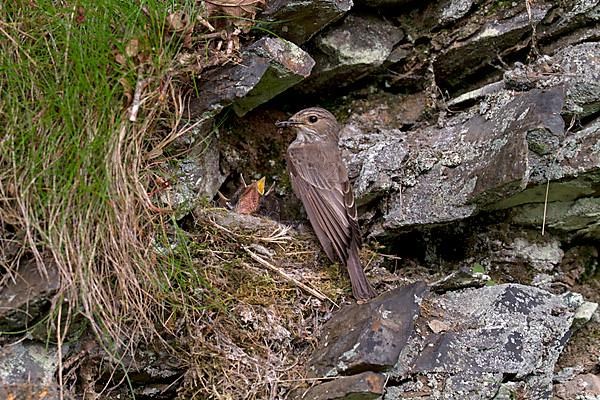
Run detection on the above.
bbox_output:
[287,142,360,263]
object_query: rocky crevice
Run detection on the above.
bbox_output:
[2,0,600,398]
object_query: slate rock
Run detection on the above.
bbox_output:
[160,131,225,217]
[573,301,599,330]
[490,236,564,272]
[310,282,427,377]
[300,14,404,93]
[343,86,566,231]
[190,37,314,116]
[507,116,600,237]
[538,0,600,54]
[431,265,490,293]
[438,0,476,25]
[502,43,600,119]
[299,371,385,400]
[0,341,60,399]
[354,0,420,8]
[553,42,600,118]
[387,284,582,399]
[0,257,60,332]
[346,45,600,235]
[433,3,552,91]
[261,0,352,44]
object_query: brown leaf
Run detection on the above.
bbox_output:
[205,0,265,21]
[114,51,126,66]
[125,38,139,58]
[167,11,191,32]
[75,6,85,25]
[119,77,133,107]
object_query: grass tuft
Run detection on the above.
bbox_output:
[0,0,200,360]
[0,1,346,397]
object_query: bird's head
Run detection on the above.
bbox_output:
[275,107,340,143]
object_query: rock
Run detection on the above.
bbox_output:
[510,197,600,238]
[310,282,427,377]
[554,373,600,399]
[431,265,490,293]
[340,124,407,205]
[160,132,225,217]
[388,284,582,399]
[299,371,385,400]
[345,40,600,235]
[301,14,404,92]
[502,43,600,118]
[553,42,600,118]
[0,257,60,332]
[438,0,476,26]
[559,245,599,284]
[343,86,566,231]
[0,341,60,399]
[355,0,419,8]
[573,301,599,330]
[498,237,564,272]
[162,38,315,215]
[82,341,185,398]
[433,3,552,91]
[190,37,314,116]
[341,92,428,132]
[447,80,505,108]
[384,2,600,94]
[261,0,352,45]
[539,0,600,54]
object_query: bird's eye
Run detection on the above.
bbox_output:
[308,115,318,123]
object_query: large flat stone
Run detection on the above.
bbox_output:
[300,14,404,93]
[190,37,314,116]
[261,0,352,44]
[298,371,385,400]
[310,282,427,377]
[0,257,60,332]
[343,86,566,231]
[386,284,582,399]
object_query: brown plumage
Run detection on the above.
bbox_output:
[276,107,376,300]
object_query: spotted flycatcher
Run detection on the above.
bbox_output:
[276,107,376,300]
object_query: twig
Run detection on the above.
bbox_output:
[541,115,576,235]
[525,0,540,56]
[243,246,333,304]
[129,69,150,122]
[197,32,224,40]
[541,178,550,236]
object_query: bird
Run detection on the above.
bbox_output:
[275,107,377,300]
[233,176,266,215]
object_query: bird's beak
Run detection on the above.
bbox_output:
[256,176,266,195]
[275,119,302,128]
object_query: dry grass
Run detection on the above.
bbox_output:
[171,210,343,399]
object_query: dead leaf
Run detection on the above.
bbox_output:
[428,319,450,333]
[205,0,265,29]
[167,11,194,48]
[114,50,126,66]
[119,77,133,107]
[167,11,191,32]
[197,14,216,32]
[75,6,85,25]
[125,38,139,58]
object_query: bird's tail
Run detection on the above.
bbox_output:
[347,247,377,300]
